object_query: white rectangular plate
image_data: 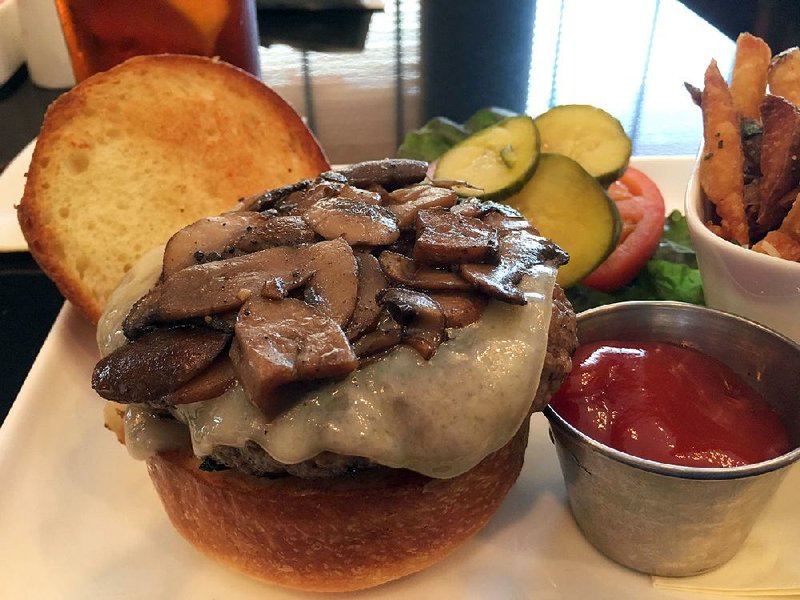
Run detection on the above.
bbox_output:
[1,157,767,599]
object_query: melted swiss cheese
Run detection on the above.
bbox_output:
[98,246,556,478]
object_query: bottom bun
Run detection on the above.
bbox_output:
[146,421,530,592]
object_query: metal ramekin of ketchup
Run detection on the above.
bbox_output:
[544,301,800,577]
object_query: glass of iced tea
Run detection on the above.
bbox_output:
[54,0,261,82]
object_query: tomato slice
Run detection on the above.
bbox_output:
[580,167,666,292]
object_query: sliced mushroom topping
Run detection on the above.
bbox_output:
[378,250,472,291]
[161,357,237,405]
[427,291,488,328]
[190,311,238,333]
[480,210,534,233]
[233,215,319,253]
[364,183,391,204]
[162,212,271,278]
[377,288,446,360]
[346,253,389,340]
[92,328,230,404]
[459,230,569,304]
[413,207,498,265]
[428,179,484,194]
[239,179,313,212]
[451,198,524,219]
[230,297,358,420]
[385,186,458,229]
[303,198,400,246]
[334,159,428,190]
[124,245,310,336]
[124,239,357,336]
[277,180,345,215]
[385,231,416,257]
[302,238,359,326]
[320,171,348,184]
[337,185,382,205]
[352,308,402,359]
[262,269,314,300]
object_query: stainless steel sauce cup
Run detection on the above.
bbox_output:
[544,301,800,577]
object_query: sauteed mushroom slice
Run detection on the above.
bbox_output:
[426,291,488,328]
[230,297,358,420]
[240,179,313,212]
[92,328,230,404]
[413,207,498,265]
[352,308,402,359]
[337,185,383,205]
[161,212,271,278]
[459,230,569,304]
[124,245,311,336]
[161,357,237,405]
[303,238,359,326]
[480,210,534,233]
[385,186,458,229]
[377,288,446,360]
[234,215,318,253]
[320,171,348,184]
[378,251,472,291]
[303,198,400,246]
[346,253,389,340]
[124,240,358,336]
[334,159,429,190]
[278,180,345,215]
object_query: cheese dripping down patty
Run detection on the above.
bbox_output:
[97,246,556,479]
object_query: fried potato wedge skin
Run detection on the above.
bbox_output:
[769,47,800,106]
[700,60,749,246]
[753,192,800,260]
[731,33,771,119]
[757,95,800,233]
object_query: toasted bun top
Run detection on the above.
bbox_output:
[18,54,329,323]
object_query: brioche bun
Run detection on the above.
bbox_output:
[18,54,329,324]
[146,422,529,593]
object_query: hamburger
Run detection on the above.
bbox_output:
[16,50,576,594]
[91,158,577,592]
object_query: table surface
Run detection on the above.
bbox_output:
[0,0,742,423]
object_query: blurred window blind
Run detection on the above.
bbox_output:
[259,0,734,164]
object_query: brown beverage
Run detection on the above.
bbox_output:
[55,0,260,82]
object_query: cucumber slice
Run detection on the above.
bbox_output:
[535,105,631,186]
[433,115,540,201]
[507,153,621,288]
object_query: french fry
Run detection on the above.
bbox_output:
[768,47,800,106]
[730,33,771,119]
[753,192,800,260]
[756,94,800,232]
[700,60,750,245]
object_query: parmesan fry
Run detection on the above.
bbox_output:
[705,222,725,238]
[754,192,800,260]
[756,94,800,232]
[700,60,750,246]
[768,47,800,106]
[730,33,771,119]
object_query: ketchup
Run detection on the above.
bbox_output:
[550,341,790,467]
